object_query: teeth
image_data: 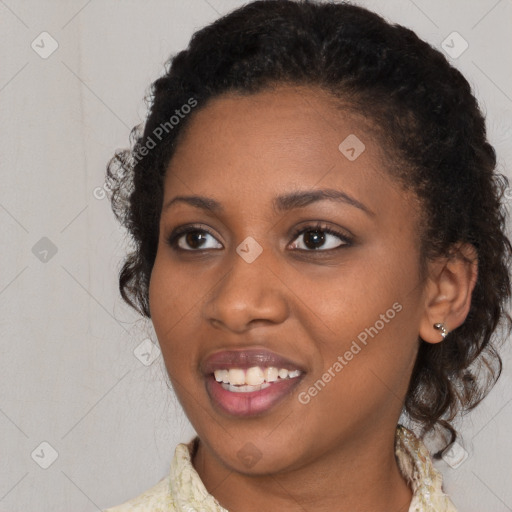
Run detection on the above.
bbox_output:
[264,367,279,382]
[246,366,265,386]
[278,368,289,379]
[213,366,302,387]
[228,368,245,386]
[221,382,271,393]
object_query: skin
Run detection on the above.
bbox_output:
[148,85,477,512]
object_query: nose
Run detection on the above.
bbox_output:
[202,248,290,333]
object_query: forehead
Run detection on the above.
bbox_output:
[172,86,374,164]
[163,85,412,218]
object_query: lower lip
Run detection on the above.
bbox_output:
[205,375,303,417]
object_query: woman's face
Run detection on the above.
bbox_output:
[149,85,427,474]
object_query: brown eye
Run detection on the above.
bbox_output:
[289,225,351,251]
[302,229,326,249]
[183,231,208,249]
[168,227,223,251]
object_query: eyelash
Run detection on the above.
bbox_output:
[166,222,353,253]
[289,222,354,252]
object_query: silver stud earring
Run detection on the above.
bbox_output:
[433,322,448,339]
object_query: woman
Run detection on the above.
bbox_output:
[103,1,511,510]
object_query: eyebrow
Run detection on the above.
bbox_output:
[163,188,374,216]
[273,188,374,216]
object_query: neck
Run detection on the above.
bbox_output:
[192,425,413,512]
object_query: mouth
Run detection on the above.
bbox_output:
[202,349,306,417]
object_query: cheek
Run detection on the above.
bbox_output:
[148,256,200,369]
[303,293,418,434]
[303,244,422,385]
[305,247,419,333]
[149,251,200,324]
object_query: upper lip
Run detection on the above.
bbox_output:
[201,348,306,375]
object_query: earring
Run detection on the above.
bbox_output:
[433,322,448,339]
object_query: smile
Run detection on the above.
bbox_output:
[202,348,306,416]
[214,366,302,391]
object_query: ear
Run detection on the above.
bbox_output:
[419,243,478,344]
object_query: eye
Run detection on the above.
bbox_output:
[167,226,223,251]
[288,223,351,251]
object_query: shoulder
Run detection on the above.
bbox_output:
[102,474,175,512]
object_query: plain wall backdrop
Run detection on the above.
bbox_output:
[1,0,511,511]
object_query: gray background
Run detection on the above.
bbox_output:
[1,1,511,511]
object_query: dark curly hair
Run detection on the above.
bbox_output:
[106,0,512,457]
